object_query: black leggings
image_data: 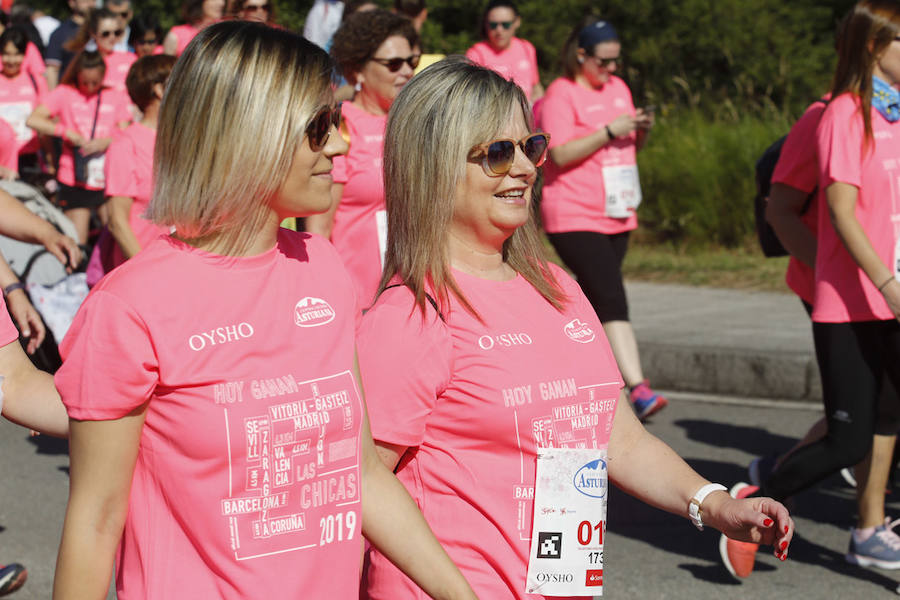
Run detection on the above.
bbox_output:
[547,230,630,322]
[764,319,900,500]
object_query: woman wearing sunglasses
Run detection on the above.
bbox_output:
[52,22,477,600]
[306,9,419,308]
[465,0,542,102]
[64,8,135,94]
[538,18,661,422]
[128,14,164,58]
[229,0,277,25]
[356,57,793,600]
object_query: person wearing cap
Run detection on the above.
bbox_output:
[537,18,662,422]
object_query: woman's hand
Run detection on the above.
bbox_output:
[65,130,86,147]
[5,288,45,354]
[607,113,639,138]
[80,137,111,155]
[635,108,655,130]
[38,228,82,272]
[881,279,900,321]
[702,491,794,559]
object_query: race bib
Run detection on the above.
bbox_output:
[0,102,33,143]
[526,447,608,597]
[602,164,642,218]
[375,209,387,268]
[86,154,106,189]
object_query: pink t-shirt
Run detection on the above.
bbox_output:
[102,51,137,94]
[0,69,46,155]
[540,76,639,235]
[771,99,828,305]
[0,295,16,345]
[813,92,900,322]
[105,122,168,267]
[169,23,200,56]
[359,265,622,600]
[43,85,132,189]
[465,38,540,101]
[331,100,387,308]
[24,42,45,78]
[56,231,364,599]
[0,118,18,171]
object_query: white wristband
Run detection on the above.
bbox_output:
[689,483,727,530]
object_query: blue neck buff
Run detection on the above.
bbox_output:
[872,75,900,123]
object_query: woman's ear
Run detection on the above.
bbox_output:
[152,82,165,100]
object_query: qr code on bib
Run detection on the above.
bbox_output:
[537,532,562,559]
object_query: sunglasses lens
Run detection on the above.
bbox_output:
[409,55,420,69]
[307,107,340,150]
[485,140,515,175]
[523,135,548,166]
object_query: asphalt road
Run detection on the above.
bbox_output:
[2,393,899,599]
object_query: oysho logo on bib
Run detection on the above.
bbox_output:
[564,319,595,343]
[294,297,335,327]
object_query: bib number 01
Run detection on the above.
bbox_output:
[319,511,357,546]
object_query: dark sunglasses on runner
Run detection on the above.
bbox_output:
[305,105,342,151]
[136,36,159,46]
[488,21,514,30]
[243,3,270,11]
[370,54,421,72]
[99,28,125,38]
[468,133,550,176]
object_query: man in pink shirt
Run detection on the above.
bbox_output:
[465,0,542,102]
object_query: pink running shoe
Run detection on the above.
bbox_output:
[629,380,668,421]
[719,483,760,579]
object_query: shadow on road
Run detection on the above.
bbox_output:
[26,434,68,456]
[674,418,800,457]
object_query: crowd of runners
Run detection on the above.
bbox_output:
[0,0,895,597]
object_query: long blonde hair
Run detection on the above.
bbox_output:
[148,21,333,255]
[380,56,566,318]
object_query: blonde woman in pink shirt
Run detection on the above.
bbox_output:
[306,9,419,307]
[51,21,476,600]
[357,57,793,600]
[465,0,542,102]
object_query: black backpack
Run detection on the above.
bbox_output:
[754,99,827,257]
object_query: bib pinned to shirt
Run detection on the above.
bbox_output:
[602,164,641,219]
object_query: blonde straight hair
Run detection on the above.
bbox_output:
[380,56,566,318]
[148,21,333,255]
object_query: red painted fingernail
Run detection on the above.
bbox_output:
[784,525,789,533]
[780,541,787,551]
[764,518,773,527]
[780,553,787,561]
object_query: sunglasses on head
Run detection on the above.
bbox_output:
[370,54,420,72]
[244,3,270,11]
[488,20,514,30]
[468,133,550,176]
[99,28,125,38]
[305,104,342,152]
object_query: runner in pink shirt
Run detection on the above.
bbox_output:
[465,1,542,102]
[163,0,224,56]
[0,28,47,162]
[104,55,175,269]
[538,18,662,421]
[306,9,418,308]
[52,23,477,600]
[61,8,137,94]
[27,50,132,243]
[359,58,793,600]
[724,0,900,579]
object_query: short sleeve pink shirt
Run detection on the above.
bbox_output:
[43,85,132,189]
[330,101,387,308]
[813,92,900,322]
[0,69,46,155]
[103,51,137,94]
[359,266,622,600]
[105,122,168,267]
[56,231,364,599]
[23,42,45,78]
[465,38,540,101]
[540,76,639,235]
[169,24,200,56]
[0,295,17,345]
[0,118,18,171]
[771,99,828,305]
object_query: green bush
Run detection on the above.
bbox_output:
[635,107,792,247]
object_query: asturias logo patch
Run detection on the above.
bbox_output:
[573,458,607,498]
[564,319,595,343]
[294,297,335,327]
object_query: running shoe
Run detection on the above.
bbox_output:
[0,563,26,596]
[846,518,900,569]
[748,455,776,488]
[629,380,668,421]
[840,467,857,488]
[719,482,760,580]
